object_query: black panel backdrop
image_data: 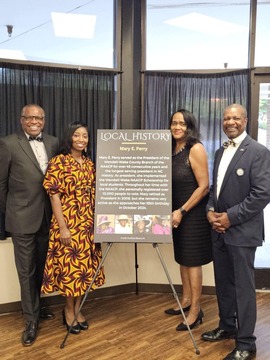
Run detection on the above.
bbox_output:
[143,69,250,172]
[0,65,251,239]
[0,62,115,239]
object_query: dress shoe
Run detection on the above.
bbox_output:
[223,348,256,360]
[21,321,38,346]
[164,305,191,315]
[176,309,204,331]
[78,320,89,330]
[201,327,236,342]
[62,309,80,335]
[39,307,55,320]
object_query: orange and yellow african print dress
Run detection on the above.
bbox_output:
[41,153,105,297]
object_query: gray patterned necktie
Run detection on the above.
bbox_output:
[223,139,236,148]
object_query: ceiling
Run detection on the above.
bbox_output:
[0,0,114,67]
[1,1,270,70]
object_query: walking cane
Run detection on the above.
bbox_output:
[153,243,200,355]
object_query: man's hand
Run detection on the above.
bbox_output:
[207,211,231,233]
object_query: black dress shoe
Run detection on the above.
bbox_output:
[223,348,256,360]
[78,320,89,330]
[176,309,204,331]
[39,307,55,320]
[62,309,80,335]
[164,305,191,315]
[201,327,236,342]
[21,321,38,346]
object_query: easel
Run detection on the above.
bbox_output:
[60,242,200,355]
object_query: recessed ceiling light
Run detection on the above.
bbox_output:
[51,12,96,39]
[165,12,248,36]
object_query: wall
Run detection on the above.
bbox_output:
[0,238,215,306]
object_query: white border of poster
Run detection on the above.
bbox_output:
[94,130,172,243]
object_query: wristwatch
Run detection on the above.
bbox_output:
[179,207,187,216]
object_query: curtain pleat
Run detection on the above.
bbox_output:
[0,62,115,239]
[143,69,250,164]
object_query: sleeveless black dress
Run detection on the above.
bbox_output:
[172,147,212,266]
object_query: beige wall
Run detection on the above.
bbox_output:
[0,239,215,305]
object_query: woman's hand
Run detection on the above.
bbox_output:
[172,209,182,228]
[59,226,72,245]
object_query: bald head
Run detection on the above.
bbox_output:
[223,104,247,118]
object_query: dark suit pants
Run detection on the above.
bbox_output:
[12,217,49,322]
[213,240,257,351]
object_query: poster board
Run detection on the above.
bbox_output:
[94,130,172,243]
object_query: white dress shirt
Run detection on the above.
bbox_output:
[216,131,247,198]
[25,132,48,174]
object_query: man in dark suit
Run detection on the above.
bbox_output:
[201,104,270,360]
[0,104,59,346]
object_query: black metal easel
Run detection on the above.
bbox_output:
[60,242,200,355]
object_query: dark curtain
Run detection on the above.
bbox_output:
[143,69,250,172]
[0,62,115,239]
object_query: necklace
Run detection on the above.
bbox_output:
[173,146,185,156]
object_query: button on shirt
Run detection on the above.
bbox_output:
[26,132,48,174]
[216,131,247,199]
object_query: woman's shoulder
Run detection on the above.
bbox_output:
[48,153,71,168]
[189,142,208,163]
[190,141,205,152]
[50,153,66,162]
[84,156,95,167]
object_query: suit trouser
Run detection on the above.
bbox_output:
[12,216,49,322]
[212,239,257,351]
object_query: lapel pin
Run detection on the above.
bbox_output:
[236,168,244,176]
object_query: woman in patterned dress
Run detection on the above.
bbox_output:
[41,122,105,334]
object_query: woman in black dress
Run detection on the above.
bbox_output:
[165,109,212,331]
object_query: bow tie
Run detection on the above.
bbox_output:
[29,136,43,142]
[223,139,236,148]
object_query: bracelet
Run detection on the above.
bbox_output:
[179,206,187,216]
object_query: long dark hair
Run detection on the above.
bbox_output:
[60,122,90,156]
[169,109,200,151]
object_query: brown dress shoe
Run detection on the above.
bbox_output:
[21,321,38,346]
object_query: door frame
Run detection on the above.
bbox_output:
[251,73,270,289]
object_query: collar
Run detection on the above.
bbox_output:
[24,132,43,140]
[228,131,247,145]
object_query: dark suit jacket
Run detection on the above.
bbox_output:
[208,134,270,247]
[0,130,59,234]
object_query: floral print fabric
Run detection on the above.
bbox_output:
[42,154,105,296]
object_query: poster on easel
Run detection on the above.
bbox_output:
[94,130,172,244]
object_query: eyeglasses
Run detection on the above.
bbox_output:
[21,115,45,121]
[171,121,187,128]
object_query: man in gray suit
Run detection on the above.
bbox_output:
[0,104,59,346]
[201,104,270,360]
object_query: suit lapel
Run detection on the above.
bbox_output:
[219,135,250,196]
[17,131,44,173]
[213,148,224,202]
[42,133,53,160]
